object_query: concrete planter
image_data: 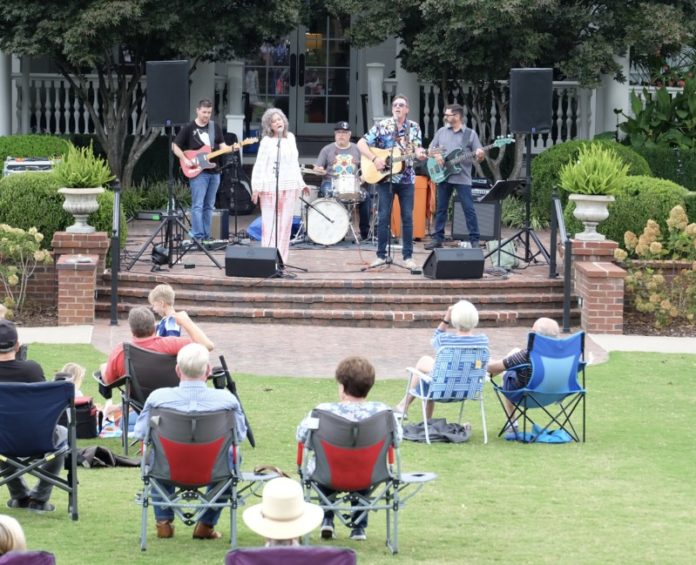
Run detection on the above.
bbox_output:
[569,193,614,241]
[58,187,104,233]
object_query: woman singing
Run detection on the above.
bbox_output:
[251,108,307,264]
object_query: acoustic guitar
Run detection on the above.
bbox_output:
[359,146,422,184]
[179,137,258,179]
[426,136,515,183]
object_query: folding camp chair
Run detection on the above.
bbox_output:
[491,331,586,443]
[404,343,490,444]
[0,381,78,520]
[225,546,356,565]
[137,408,273,551]
[297,409,436,554]
[95,343,179,454]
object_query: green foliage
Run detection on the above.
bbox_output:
[620,79,696,149]
[0,172,127,249]
[53,143,115,188]
[558,144,629,195]
[532,140,651,225]
[0,134,69,163]
[564,175,688,243]
[501,195,546,230]
[0,224,51,315]
[631,145,696,191]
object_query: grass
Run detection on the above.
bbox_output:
[5,345,696,564]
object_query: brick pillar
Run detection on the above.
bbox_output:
[56,254,98,326]
[51,232,110,273]
[574,261,625,334]
[571,239,618,263]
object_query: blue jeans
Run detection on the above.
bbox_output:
[433,181,479,244]
[189,171,220,240]
[153,484,227,525]
[376,182,414,259]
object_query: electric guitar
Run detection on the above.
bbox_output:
[180,137,258,179]
[360,146,426,184]
[426,136,515,183]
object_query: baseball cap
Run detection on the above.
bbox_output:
[0,320,18,352]
[334,121,350,131]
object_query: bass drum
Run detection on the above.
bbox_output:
[307,198,349,246]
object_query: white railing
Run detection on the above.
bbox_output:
[10,72,229,135]
[628,84,683,100]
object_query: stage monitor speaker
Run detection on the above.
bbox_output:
[146,60,190,126]
[225,246,282,278]
[452,201,501,241]
[422,248,485,280]
[509,68,553,133]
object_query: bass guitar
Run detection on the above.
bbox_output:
[360,146,424,184]
[180,137,258,179]
[426,136,515,183]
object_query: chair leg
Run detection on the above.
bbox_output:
[421,399,430,445]
[122,399,129,455]
[140,487,149,551]
[480,400,487,445]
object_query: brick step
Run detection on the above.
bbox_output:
[98,286,573,312]
[95,301,579,328]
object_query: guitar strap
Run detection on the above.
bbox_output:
[207,121,216,150]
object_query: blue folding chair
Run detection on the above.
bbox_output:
[405,344,490,444]
[0,381,78,519]
[491,331,586,443]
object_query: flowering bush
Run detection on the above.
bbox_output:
[614,206,696,327]
[0,224,52,317]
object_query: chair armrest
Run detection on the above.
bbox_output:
[405,367,432,383]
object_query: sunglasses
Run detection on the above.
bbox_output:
[443,113,455,117]
[392,102,407,108]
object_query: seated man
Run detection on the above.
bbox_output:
[100,306,214,385]
[296,356,400,542]
[133,343,247,541]
[0,320,64,512]
[487,317,560,427]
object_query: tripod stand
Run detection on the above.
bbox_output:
[493,134,549,265]
[126,123,222,271]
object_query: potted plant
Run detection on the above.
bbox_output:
[54,143,114,233]
[558,144,629,241]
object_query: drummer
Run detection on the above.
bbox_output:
[314,121,371,241]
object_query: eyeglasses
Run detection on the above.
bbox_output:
[443,113,454,117]
[392,102,407,108]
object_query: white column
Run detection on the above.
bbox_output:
[225,60,246,163]
[189,62,216,115]
[20,56,30,134]
[366,63,385,124]
[596,55,630,138]
[394,39,420,124]
[0,52,11,135]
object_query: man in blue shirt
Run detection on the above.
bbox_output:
[358,94,426,270]
[134,343,246,541]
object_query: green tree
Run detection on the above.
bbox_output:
[326,0,693,179]
[0,0,303,187]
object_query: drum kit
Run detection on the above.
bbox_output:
[293,171,374,247]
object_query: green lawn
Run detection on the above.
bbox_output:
[4,345,696,564]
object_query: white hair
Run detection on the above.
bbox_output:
[176,343,209,379]
[450,300,479,330]
[260,108,289,138]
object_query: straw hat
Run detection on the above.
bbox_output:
[243,477,323,540]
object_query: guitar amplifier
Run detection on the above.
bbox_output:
[3,157,55,177]
[452,201,501,241]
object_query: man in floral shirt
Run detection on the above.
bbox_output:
[357,94,426,270]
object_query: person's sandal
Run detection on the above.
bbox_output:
[156,520,174,538]
[193,522,222,540]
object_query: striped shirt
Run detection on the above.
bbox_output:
[155,315,181,337]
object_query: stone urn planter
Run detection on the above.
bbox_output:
[569,193,615,241]
[58,187,104,233]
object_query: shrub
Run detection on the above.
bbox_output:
[631,145,696,191]
[53,143,114,188]
[564,175,688,242]
[0,134,69,163]
[0,172,126,249]
[531,140,651,226]
[558,144,629,195]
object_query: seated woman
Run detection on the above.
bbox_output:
[395,299,489,420]
[0,514,27,556]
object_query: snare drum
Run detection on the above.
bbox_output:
[307,198,350,246]
[332,174,363,201]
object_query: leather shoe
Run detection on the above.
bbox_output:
[424,240,443,250]
[156,520,174,538]
[193,522,222,540]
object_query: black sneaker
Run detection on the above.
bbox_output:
[424,240,443,250]
[320,517,335,539]
[27,500,55,513]
[350,527,367,541]
[6,497,31,510]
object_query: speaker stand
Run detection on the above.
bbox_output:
[494,134,549,266]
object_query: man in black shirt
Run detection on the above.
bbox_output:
[172,99,230,241]
[0,320,64,512]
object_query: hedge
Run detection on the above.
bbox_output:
[0,134,69,163]
[0,172,127,250]
[564,175,688,243]
[631,145,696,191]
[531,140,652,226]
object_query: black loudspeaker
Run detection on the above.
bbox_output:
[509,68,553,133]
[452,201,501,241]
[422,248,485,280]
[225,246,282,277]
[146,60,190,126]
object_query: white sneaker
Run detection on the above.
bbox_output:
[404,258,419,270]
[370,257,386,268]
